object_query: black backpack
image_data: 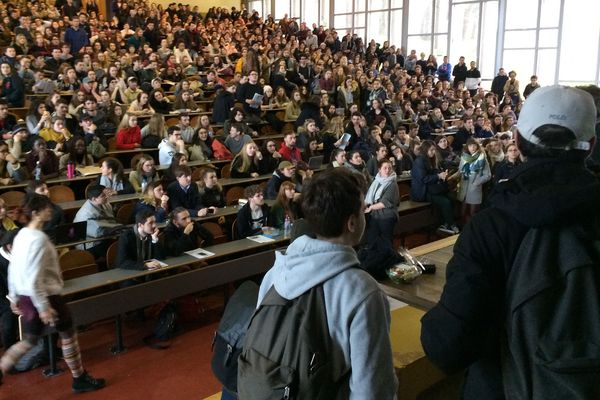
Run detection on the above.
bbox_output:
[237,284,341,400]
[144,302,178,349]
[502,224,600,400]
[211,281,259,394]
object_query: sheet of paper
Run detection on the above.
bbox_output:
[246,235,276,243]
[250,93,264,108]
[185,248,216,259]
[338,132,351,150]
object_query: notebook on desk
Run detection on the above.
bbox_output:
[76,166,102,176]
[50,221,87,245]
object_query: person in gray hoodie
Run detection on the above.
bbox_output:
[256,168,398,399]
[73,184,120,259]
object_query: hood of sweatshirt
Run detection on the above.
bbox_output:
[265,235,359,300]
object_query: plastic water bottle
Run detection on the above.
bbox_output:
[141,179,148,194]
[283,215,291,237]
[34,161,42,180]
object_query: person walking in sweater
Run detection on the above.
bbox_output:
[0,194,105,393]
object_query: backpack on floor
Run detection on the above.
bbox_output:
[144,302,178,349]
[13,338,49,372]
[211,281,259,394]
[237,284,341,400]
[502,223,600,400]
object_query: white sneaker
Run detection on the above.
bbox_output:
[437,225,454,234]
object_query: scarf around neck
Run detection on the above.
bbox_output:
[365,172,397,205]
[460,150,486,179]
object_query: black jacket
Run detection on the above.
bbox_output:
[212,91,235,124]
[199,185,225,208]
[230,156,265,178]
[167,181,203,215]
[490,75,509,99]
[265,170,290,200]
[163,221,213,257]
[420,158,600,400]
[2,74,24,107]
[116,227,165,270]
[236,202,270,239]
[295,101,323,129]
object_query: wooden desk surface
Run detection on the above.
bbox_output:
[63,233,289,296]
[105,147,159,155]
[379,235,458,310]
[58,192,140,211]
[219,174,271,187]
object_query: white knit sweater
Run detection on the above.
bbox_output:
[8,227,63,312]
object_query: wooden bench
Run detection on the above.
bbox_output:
[395,201,437,246]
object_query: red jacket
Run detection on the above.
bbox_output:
[116,126,141,150]
[279,143,302,164]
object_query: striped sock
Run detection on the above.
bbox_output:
[0,340,34,372]
[61,334,84,378]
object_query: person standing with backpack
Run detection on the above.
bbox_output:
[238,168,398,399]
[420,85,600,399]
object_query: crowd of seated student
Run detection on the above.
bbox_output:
[0,2,536,246]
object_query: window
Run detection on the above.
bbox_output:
[367,11,388,44]
[331,0,402,46]
[247,0,600,86]
[559,0,600,83]
[450,2,480,63]
[408,0,433,35]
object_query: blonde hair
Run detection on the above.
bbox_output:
[232,141,259,173]
[146,113,167,138]
[141,181,162,206]
[118,112,137,130]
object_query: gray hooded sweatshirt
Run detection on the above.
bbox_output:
[258,235,398,399]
